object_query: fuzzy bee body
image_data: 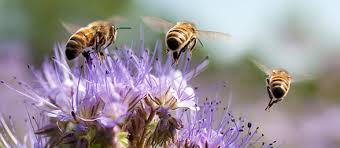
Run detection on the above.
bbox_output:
[265,69,292,111]
[252,61,293,111]
[268,70,291,98]
[142,16,230,64]
[65,27,95,60]
[166,22,198,62]
[64,21,118,62]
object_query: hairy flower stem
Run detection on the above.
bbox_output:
[138,109,156,148]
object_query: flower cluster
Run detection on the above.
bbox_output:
[0,35,274,147]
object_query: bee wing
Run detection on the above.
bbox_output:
[141,16,174,33]
[290,73,314,83]
[61,21,82,34]
[251,60,272,75]
[198,30,232,42]
[107,16,128,24]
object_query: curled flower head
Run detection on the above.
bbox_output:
[150,106,183,146]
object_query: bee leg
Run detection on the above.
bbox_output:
[93,47,104,65]
[189,50,193,60]
[103,39,113,50]
[272,98,282,104]
[172,51,180,65]
[102,44,111,59]
[183,38,197,61]
[92,35,104,64]
[266,86,273,99]
[96,52,103,64]
[266,98,282,111]
[92,33,98,50]
[96,35,101,52]
[266,78,270,85]
[265,100,273,111]
[96,48,106,64]
[188,38,197,58]
[265,86,274,111]
[100,51,106,61]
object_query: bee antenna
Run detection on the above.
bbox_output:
[198,38,204,47]
[116,26,132,30]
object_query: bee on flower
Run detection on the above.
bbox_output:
[1,29,273,148]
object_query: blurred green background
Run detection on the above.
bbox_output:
[1,0,340,147]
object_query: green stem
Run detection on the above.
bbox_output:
[137,110,156,148]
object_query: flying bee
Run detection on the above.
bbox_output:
[252,60,293,111]
[142,16,231,64]
[62,18,131,63]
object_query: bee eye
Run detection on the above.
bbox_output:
[167,38,179,51]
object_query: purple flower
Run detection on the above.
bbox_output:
[0,115,41,147]
[1,31,273,147]
[175,87,277,148]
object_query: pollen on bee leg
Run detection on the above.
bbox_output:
[96,52,104,64]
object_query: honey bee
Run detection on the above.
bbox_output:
[142,16,231,64]
[62,18,131,63]
[252,60,293,111]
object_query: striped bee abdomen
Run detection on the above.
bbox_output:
[65,28,94,60]
[270,75,290,98]
[166,28,190,51]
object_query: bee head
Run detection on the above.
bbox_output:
[112,26,118,33]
